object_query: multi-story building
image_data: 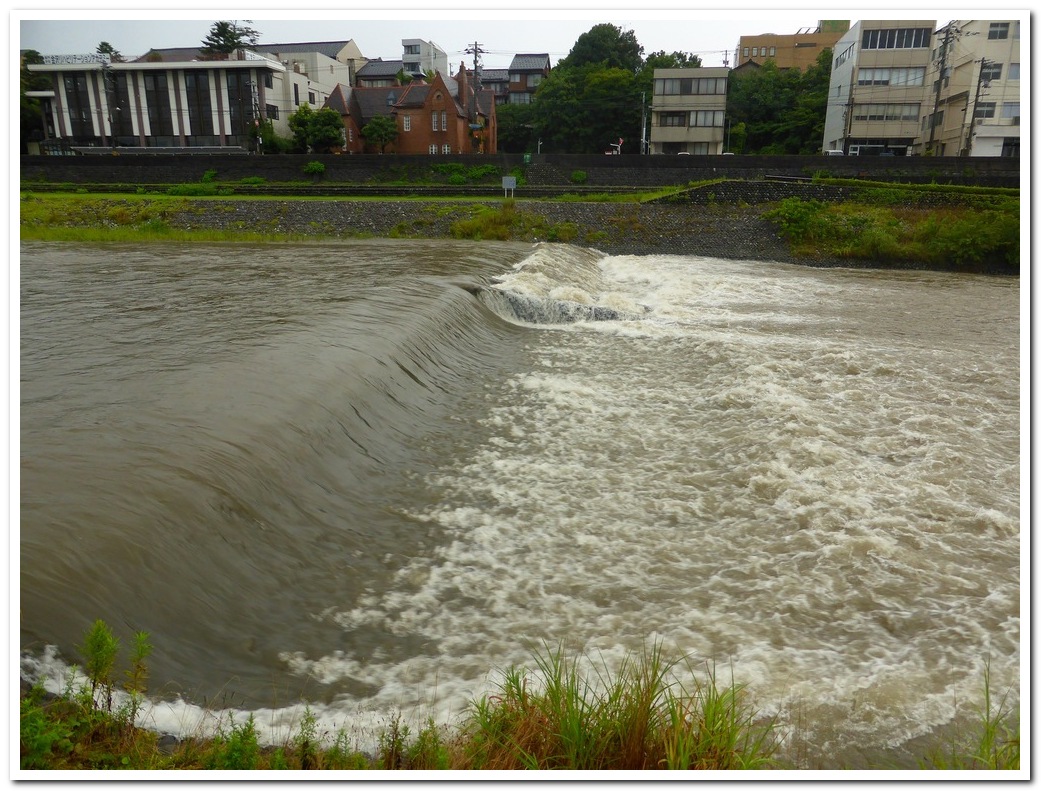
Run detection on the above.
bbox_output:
[736,21,849,70]
[507,54,550,104]
[354,58,405,88]
[919,19,1021,156]
[26,47,286,149]
[476,68,510,105]
[822,20,937,155]
[259,40,367,88]
[402,39,448,78]
[648,67,729,154]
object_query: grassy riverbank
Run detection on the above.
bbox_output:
[20,622,1020,772]
[18,188,1020,273]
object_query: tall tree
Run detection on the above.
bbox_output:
[287,104,346,153]
[200,20,260,59]
[95,41,124,63]
[495,103,537,153]
[21,49,50,147]
[559,23,644,72]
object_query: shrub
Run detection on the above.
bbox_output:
[80,620,119,711]
[239,176,266,185]
[303,160,326,180]
[570,170,588,184]
[200,169,218,183]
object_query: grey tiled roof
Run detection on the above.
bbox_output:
[132,47,207,63]
[357,58,404,77]
[258,40,354,60]
[508,54,550,71]
[478,68,509,82]
[350,86,401,123]
[324,84,351,115]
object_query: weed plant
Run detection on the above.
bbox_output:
[20,621,1020,772]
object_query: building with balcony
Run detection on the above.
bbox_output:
[736,20,849,70]
[648,67,729,154]
[822,20,937,155]
[402,39,448,78]
[919,19,1021,156]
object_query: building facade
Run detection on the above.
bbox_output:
[507,54,550,104]
[737,21,849,70]
[649,67,729,154]
[919,19,1021,156]
[27,49,286,150]
[822,20,937,155]
[402,39,448,78]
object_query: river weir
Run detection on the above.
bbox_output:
[19,239,1021,770]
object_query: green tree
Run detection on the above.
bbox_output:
[20,49,50,148]
[200,20,259,59]
[287,104,345,153]
[532,63,642,154]
[559,23,644,72]
[95,41,123,63]
[360,114,399,153]
[495,103,537,153]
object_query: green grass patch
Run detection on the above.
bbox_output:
[764,196,1019,269]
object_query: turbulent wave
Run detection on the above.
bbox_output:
[19,241,1020,769]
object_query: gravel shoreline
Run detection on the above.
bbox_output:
[168,199,866,268]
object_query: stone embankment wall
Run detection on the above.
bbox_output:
[20,153,1019,189]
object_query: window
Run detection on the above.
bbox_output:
[980,62,1003,82]
[1001,102,1020,119]
[184,71,213,135]
[441,110,447,130]
[226,71,254,136]
[293,83,299,106]
[62,73,93,137]
[428,144,437,155]
[752,47,758,56]
[853,103,920,121]
[691,142,710,155]
[861,27,931,49]
[109,73,134,137]
[656,78,680,95]
[693,77,726,94]
[529,73,542,86]
[690,110,724,127]
[263,72,273,89]
[974,102,996,119]
[404,44,420,55]
[857,67,925,86]
[742,47,749,56]
[431,111,438,131]
[836,42,855,67]
[769,46,776,56]
[308,91,316,105]
[659,111,686,127]
[509,92,531,104]
[988,22,1010,39]
[442,144,451,154]
[403,114,411,132]
[1008,63,1020,80]
[266,103,278,120]
[143,72,174,137]
[404,62,420,73]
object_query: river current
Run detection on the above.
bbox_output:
[19,239,1021,769]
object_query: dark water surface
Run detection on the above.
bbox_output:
[20,240,1020,768]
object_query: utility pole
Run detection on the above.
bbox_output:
[964,58,991,156]
[927,23,955,154]
[640,92,647,154]
[464,41,486,123]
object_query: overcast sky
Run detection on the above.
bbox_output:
[15,9,963,71]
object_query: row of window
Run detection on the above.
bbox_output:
[856,67,925,87]
[654,77,727,96]
[861,27,932,50]
[980,62,1019,82]
[974,101,1021,120]
[428,144,452,154]
[657,110,725,128]
[852,102,921,122]
[743,45,776,57]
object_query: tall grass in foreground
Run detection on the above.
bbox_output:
[19,622,1019,771]
[461,642,778,769]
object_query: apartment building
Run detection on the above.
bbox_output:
[648,67,729,154]
[822,20,936,155]
[27,48,286,149]
[919,19,1021,156]
[402,39,448,78]
[737,20,849,70]
[507,54,550,104]
[259,40,366,88]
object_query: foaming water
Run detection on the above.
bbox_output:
[20,242,1019,768]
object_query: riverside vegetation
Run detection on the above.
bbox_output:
[20,620,1019,771]
[18,174,1019,273]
